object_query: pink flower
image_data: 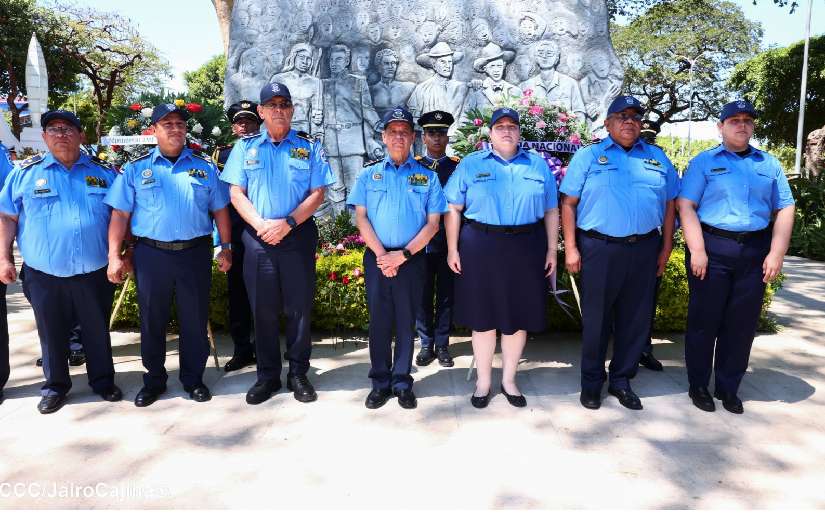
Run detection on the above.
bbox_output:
[473,118,483,126]
[536,120,547,129]
[520,97,531,106]
[335,243,345,252]
[353,267,362,278]
[558,113,569,123]
[558,126,568,135]
[569,133,581,145]
[523,88,534,97]
[528,105,544,116]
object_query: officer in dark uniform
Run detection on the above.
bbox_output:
[677,100,794,414]
[0,143,13,404]
[561,96,679,411]
[347,106,447,410]
[413,110,459,369]
[211,100,263,372]
[0,110,122,414]
[105,103,233,407]
[222,83,333,405]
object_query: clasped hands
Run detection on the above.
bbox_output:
[256,218,292,245]
[376,250,407,278]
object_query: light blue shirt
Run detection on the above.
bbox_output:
[444,147,558,226]
[347,155,448,249]
[678,144,794,232]
[560,136,680,237]
[0,153,116,277]
[104,146,229,241]
[0,145,13,186]
[221,129,334,219]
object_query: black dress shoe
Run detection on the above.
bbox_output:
[36,357,43,367]
[365,388,392,409]
[715,392,744,414]
[580,389,601,409]
[639,351,663,372]
[608,386,643,410]
[37,393,67,414]
[223,353,256,372]
[0,390,4,405]
[134,386,166,407]
[186,384,212,402]
[98,385,123,402]
[501,384,527,407]
[436,347,454,367]
[68,349,86,367]
[415,347,436,367]
[395,388,417,409]
[246,379,281,405]
[689,386,716,412]
[287,374,318,403]
[470,391,491,409]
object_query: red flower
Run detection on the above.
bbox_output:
[342,275,350,285]
[141,127,155,135]
[186,102,203,113]
[189,142,203,152]
[329,272,337,281]
[129,103,142,111]
[111,145,122,152]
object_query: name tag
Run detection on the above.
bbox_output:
[33,188,51,195]
[245,159,260,167]
[710,167,727,173]
[141,178,156,185]
[475,172,491,179]
[643,159,662,167]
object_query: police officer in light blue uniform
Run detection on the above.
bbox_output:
[561,95,679,411]
[677,100,795,414]
[0,110,122,414]
[105,103,233,407]
[348,106,447,410]
[222,82,333,405]
[0,142,14,404]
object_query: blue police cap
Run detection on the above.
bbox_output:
[720,100,757,122]
[151,103,191,125]
[607,95,645,116]
[382,106,414,130]
[489,107,519,127]
[41,110,82,131]
[260,82,292,105]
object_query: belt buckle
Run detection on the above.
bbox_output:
[504,227,514,235]
[627,235,638,243]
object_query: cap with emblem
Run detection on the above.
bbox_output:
[720,99,758,122]
[41,110,82,131]
[607,95,644,116]
[640,119,661,136]
[226,100,263,124]
[260,82,292,105]
[151,103,191,125]
[489,107,520,127]
[381,106,414,130]
[419,110,454,132]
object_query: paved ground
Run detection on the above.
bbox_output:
[0,256,822,509]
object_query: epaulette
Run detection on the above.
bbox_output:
[414,155,424,161]
[296,131,315,142]
[363,158,382,168]
[19,154,44,169]
[90,155,115,171]
[241,131,260,140]
[128,151,152,164]
[449,156,460,163]
[192,152,213,163]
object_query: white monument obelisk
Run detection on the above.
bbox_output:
[19,33,48,152]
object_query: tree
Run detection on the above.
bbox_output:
[53,4,172,140]
[211,0,233,56]
[728,35,825,148]
[612,0,762,125]
[183,55,227,107]
[0,0,82,137]
[607,0,799,18]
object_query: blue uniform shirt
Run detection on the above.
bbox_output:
[347,155,448,249]
[104,146,229,241]
[560,136,680,237]
[443,147,558,226]
[221,129,334,219]
[0,145,13,186]
[678,145,794,232]
[0,153,116,277]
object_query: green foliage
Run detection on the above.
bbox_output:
[317,211,359,247]
[612,0,763,124]
[57,91,101,141]
[654,136,720,172]
[312,250,369,331]
[728,34,825,147]
[607,0,799,20]
[788,175,825,260]
[183,55,227,108]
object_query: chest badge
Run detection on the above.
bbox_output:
[35,178,47,187]
[644,158,662,167]
[141,169,153,179]
[408,173,429,187]
[290,147,310,160]
[85,176,108,188]
[372,173,383,181]
[598,156,608,165]
[247,148,258,158]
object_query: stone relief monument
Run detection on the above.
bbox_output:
[225,0,624,213]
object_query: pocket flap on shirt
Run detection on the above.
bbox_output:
[366,181,387,192]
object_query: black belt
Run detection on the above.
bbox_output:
[701,223,770,243]
[578,228,660,243]
[467,219,541,235]
[138,236,211,251]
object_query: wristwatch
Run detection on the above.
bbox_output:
[220,242,232,251]
[286,215,298,229]
[402,248,413,260]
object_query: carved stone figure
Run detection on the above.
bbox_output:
[272,43,323,134]
[464,43,521,115]
[407,42,468,134]
[517,13,546,45]
[519,39,586,118]
[580,50,622,124]
[369,49,416,119]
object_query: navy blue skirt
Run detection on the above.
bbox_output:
[454,222,548,335]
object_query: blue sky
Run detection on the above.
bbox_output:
[61,0,823,91]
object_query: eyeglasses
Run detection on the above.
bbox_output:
[262,102,292,110]
[44,125,78,136]
[610,113,643,123]
[725,118,754,127]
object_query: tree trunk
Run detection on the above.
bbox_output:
[211,0,233,56]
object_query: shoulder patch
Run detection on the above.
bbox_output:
[241,131,261,140]
[449,156,460,163]
[19,154,45,169]
[128,151,152,164]
[296,131,315,142]
[363,158,382,168]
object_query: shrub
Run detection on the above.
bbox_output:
[788,175,825,261]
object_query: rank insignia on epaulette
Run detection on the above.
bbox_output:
[188,169,207,178]
[475,172,491,179]
[449,156,460,163]
[372,173,383,181]
[644,158,662,167]
[408,173,429,186]
[290,147,310,160]
[598,156,609,164]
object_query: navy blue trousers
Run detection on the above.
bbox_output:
[134,240,212,391]
[21,266,83,352]
[685,231,770,396]
[227,219,253,357]
[242,220,318,382]
[414,251,454,349]
[0,283,8,392]
[578,233,661,391]
[364,249,426,391]
[24,265,115,396]
[643,275,663,355]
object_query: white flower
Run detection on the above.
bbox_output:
[192,123,204,134]
[140,107,153,119]
[211,126,222,137]
[108,126,122,136]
